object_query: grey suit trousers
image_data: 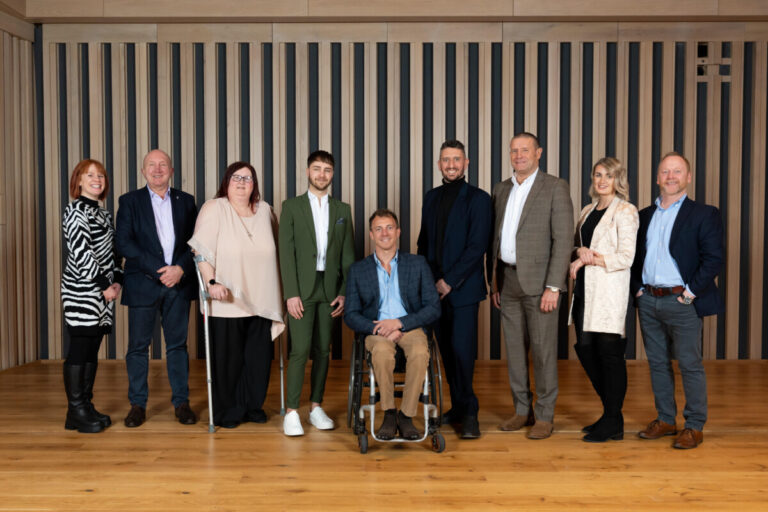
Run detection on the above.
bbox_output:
[499,264,560,422]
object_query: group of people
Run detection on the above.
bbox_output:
[60,131,723,451]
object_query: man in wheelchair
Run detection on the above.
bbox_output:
[344,209,441,440]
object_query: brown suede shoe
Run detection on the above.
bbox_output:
[499,410,535,431]
[638,419,677,439]
[672,428,703,449]
[527,420,554,439]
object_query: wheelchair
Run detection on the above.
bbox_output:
[347,331,446,454]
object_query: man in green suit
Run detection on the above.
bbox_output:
[279,150,355,436]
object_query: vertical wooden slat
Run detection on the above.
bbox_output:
[478,42,492,361]
[250,42,264,191]
[660,41,676,154]
[45,42,62,359]
[21,39,37,363]
[431,42,444,186]
[295,42,308,196]
[204,42,217,203]
[226,42,240,170]
[409,42,424,253]
[569,43,583,362]
[525,41,537,132]
[318,42,331,153]
[593,41,606,163]
[547,41,560,178]
[455,42,467,146]
[636,42,654,210]
[0,32,8,368]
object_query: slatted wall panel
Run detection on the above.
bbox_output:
[36,22,768,363]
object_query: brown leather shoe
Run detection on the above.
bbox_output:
[124,405,146,428]
[527,420,554,439]
[175,402,197,425]
[673,428,703,449]
[499,409,535,431]
[638,419,677,439]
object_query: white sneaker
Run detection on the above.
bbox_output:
[309,406,335,430]
[283,410,304,436]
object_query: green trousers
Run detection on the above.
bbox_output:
[285,272,333,409]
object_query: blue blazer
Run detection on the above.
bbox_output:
[417,180,492,308]
[630,197,724,317]
[344,252,441,334]
[115,187,198,307]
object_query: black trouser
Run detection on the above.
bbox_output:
[65,335,104,365]
[209,315,272,425]
[436,301,479,416]
[572,297,627,424]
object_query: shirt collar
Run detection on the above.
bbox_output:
[373,250,399,268]
[654,193,687,211]
[308,190,329,207]
[147,185,171,201]
[512,168,539,188]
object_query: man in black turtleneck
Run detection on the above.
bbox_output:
[417,139,492,439]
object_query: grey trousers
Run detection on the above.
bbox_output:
[499,265,560,422]
[637,292,707,430]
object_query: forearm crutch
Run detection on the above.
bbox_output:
[193,255,215,433]
[279,334,286,416]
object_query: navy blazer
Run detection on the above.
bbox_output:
[630,197,724,317]
[344,252,441,335]
[115,187,198,307]
[417,180,492,307]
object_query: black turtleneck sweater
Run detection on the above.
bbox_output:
[434,177,465,277]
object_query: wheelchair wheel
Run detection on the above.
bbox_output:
[432,433,446,453]
[347,338,359,428]
[358,433,369,454]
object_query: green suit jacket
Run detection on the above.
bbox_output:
[278,192,355,301]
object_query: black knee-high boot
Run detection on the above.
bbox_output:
[83,362,111,428]
[583,337,626,442]
[575,342,605,432]
[64,364,104,433]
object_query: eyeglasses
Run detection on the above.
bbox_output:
[231,175,254,183]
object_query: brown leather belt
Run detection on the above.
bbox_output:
[644,285,685,297]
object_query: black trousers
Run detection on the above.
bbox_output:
[435,301,479,416]
[65,333,104,365]
[209,315,272,425]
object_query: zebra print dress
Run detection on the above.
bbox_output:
[61,197,123,335]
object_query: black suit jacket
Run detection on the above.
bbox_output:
[115,187,198,307]
[417,180,492,308]
[630,197,724,317]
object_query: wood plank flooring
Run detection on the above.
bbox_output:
[1,359,767,511]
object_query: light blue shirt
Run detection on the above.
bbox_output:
[374,251,408,321]
[642,194,691,294]
[148,186,175,266]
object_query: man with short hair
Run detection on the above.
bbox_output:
[631,152,724,449]
[116,149,198,427]
[417,139,491,439]
[279,150,355,436]
[345,209,441,440]
[489,132,573,440]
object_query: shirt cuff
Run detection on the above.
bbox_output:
[684,285,696,298]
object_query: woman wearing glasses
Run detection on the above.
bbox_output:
[189,162,285,428]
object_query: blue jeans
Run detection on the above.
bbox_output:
[637,292,706,430]
[126,286,191,408]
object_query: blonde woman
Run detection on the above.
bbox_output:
[569,157,639,442]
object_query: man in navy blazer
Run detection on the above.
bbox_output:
[115,149,198,428]
[417,139,491,439]
[630,152,724,449]
[345,209,441,440]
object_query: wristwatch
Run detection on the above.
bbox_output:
[681,294,694,305]
[546,286,560,293]
[208,279,216,287]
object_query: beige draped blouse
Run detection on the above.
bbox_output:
[188,197,285,340]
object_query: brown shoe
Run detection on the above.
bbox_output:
[175,402,197,425]
[397,411,422,441]
[673,428,703,449]
[124,405,146,428]
[638,419,677,439]
[527,420,554,439]
[499,409,535,431]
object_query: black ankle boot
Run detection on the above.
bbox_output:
[64,364,104,433]
[83,362,111,428]
[582,414,623,443]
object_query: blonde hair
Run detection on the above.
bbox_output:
[589,157,629,201]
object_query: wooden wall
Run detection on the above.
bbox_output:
[0,12,35,371]
[34,21,768,364]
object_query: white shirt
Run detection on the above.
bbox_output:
[308,190,329,271]
[499,169,539,265]
[148,186,175,266]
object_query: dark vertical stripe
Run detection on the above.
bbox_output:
[445,43,456,140]
[285,43,296,198]
[536,42,548,171]
[627,43,640,208]
[80,44,90,157]
[171,43,181,181]
[581,43,594,208]
[262,43,274,205]
[34,25,48,359]
[102,43,114,245]
[739,42,753,359]
[695,82,707,202]
[467,43,479,186]
[57,44,70,357]
[399,44,411,253]
[126,44,137,194]
[717,81,729,359]
[490,42,502,360]
[308,42,319,153]
[559,43,571,183]
[194,43,205,208]
[606,42,617,157]
[764,51,768,359]
[331,43,342,200]
[376,43,387,208]
[353,43,365,258]
[148,43,158,149]
[674,43,686,153]
[240,43,250,162]
[513,43,525,134]
[216,43,227,182]
[651,42,663,200]
[422,43,433,195]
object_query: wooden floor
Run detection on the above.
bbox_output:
[1,359,767,511]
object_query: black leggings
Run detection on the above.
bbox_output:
[65,335,104,365]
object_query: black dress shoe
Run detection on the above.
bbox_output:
[377,409,398,440]
[124,405,146,428]
[219,421,239,429]
[441,408,462,425]
[397,411,421,440]
[245,409,267,423]
[460,415,481,439]
[175,402,197,425]
[582,415,623,443]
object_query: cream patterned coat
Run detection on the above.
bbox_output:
[569,196,639,336]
